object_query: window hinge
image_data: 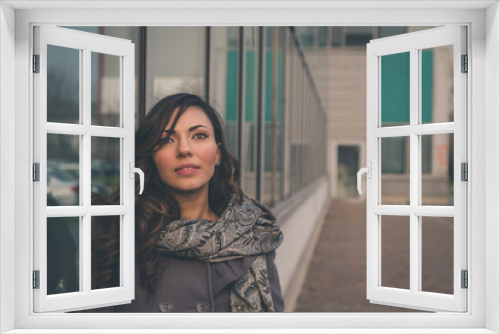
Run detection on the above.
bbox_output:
[33,270,40,289]
[33,54,40,73]
[33,163,40,182]
[461,54,468,73]
[461,270,468,289]
[461,162,468,181]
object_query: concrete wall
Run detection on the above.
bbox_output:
[273,177,330,311]
[306,48,367,142]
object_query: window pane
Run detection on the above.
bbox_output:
[47,134,80,206]
[263,27,283,206]
[381,52,410,127]
[381,215,410,290]
[153,27,206,100]
[91,215,121,290]
[345,26,373,46]
[295,26,315,47]
[421,216,454,294]
[421,45,454,124]
[91,137,120,204]
[47,217,80,294]
[227,26,239,47]
[338,145,360,198]
[381,137,409,205]
[422,134,454,206]
[318,26,327,47]
[212,27,239,158]
[331,27,342,46]
[378,26,408,38]
[63,26,142,129]
[91,52,121,127]
[47,45,80,124]
[243,27,258,198]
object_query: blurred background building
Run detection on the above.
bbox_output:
[295,26,454,205]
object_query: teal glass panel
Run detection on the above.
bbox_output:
[265,51,273,122]
[264,51,283,123]
[225,50,238,122]
[421,50,433,124]
[245,50,257,122]
[222,27,240,158]
[381,52,410,126]
[277,52,283,122]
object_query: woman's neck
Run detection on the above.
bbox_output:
[172,189,219,221]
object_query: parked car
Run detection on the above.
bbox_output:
[47,163,109,206]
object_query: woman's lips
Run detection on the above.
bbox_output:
[175,166,200,175]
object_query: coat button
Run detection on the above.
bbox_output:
[159,300,174,312]
[196,302,210,312]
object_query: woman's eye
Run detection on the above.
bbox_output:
[162,136,174,144]
[194,133,208,139]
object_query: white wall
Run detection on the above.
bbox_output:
[0,2,16,333]
[2,4,494,332]
[486,2,500,332]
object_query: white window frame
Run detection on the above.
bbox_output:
[33,25,136,313]
[1,1,499,333]
[365,26,467,312]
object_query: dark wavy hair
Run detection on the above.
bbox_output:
[91,93,243,292]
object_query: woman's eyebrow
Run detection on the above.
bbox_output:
[189,125,209,131]
[163,125,208,134]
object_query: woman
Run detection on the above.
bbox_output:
[92,93,284,312]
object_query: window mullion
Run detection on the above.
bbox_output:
[409,47,419,294]
[373,126,411,138]
[82,47,92,294]
[413,122,454,135]
[82,48,91,208]
[45,206,129,217]
[82,214,91,293]
[122,47,135,295]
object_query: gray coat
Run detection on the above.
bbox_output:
[92,250,284,313]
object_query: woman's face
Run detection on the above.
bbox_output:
[153,106,221,195]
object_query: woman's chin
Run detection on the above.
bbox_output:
[167,183,209,195]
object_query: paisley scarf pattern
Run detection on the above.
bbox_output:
[156,194,283,312]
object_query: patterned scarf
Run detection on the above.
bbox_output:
[156,194,283,312]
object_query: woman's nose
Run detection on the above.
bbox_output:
[177,137,192,157]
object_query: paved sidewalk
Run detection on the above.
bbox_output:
[294,200,454,312]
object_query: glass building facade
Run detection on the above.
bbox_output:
[55,26,328,208]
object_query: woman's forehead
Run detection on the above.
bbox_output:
[165,106,214,131]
